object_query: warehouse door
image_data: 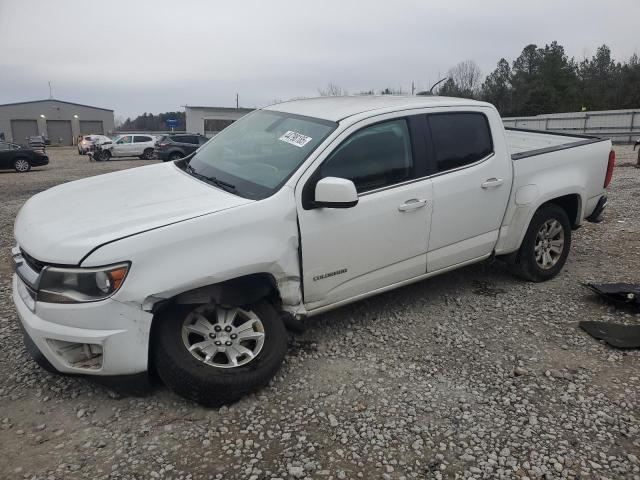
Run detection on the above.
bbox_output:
[11,119,38,146]
[79,120,103,135]
[47,120,73,145]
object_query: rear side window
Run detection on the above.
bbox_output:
[134,136,152,143]
[320,119,414,193]
[427,113,493,173]
[170,135,195,143]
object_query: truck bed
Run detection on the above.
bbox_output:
[505,127,607,160]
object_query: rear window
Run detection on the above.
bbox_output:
[427,113,493,173]
[171,135,197,144]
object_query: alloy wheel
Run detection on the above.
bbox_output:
[181,304,265,368]
[14,159,30,172]
[534,219,564,269]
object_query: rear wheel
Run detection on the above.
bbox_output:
[512,204,571,282]
[152,300,287,406]
[141,148,154,160]
[14,158,31,172]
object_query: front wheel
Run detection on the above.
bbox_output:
[512,204,571,282]
[14,158,31,172]
[97,150,111,162]
[169,152,183,161]
[152,300,287,406]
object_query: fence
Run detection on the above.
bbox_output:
[502,109,640,144]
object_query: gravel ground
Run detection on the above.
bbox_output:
[0,146,639,479]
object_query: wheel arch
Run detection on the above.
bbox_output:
[545,193,581,227]
[148,272,284,375]
[498,191,582,261]
[151,272,282,316]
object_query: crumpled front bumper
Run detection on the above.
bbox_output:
[12,273,153,377]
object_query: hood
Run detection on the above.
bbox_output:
[14,162,253,264]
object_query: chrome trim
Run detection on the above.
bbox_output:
[358,152,495,197]
[12,247,40,290]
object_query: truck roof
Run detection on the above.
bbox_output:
[263,95,492,122]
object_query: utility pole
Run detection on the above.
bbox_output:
[236,93,239,109]
[48,81,53,99]
[411,81,415,95]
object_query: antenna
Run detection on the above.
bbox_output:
[48,81,53,99]
[429,77,448,94]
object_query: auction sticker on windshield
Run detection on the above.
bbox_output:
[279,131,312,148]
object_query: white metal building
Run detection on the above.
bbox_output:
[185,106,253,137]
[0,99,115,146]
[503,108,640,144]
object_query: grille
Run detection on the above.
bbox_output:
[20,249,48,273]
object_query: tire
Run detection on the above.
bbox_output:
[512,204,571,282]
[14,157,31,172]
[152,300,287,406]
[169,152,183,161]
[97,150,111,162]
[141,148,154,160]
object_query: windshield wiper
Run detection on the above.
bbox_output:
[185,163,236,193]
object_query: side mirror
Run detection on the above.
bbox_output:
[313,177,358,209]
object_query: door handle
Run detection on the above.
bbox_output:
[398,199,428,212]
[481,178,504,189]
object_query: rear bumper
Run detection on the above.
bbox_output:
[154,150,172,161]
[586,195,607,223]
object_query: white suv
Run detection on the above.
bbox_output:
[103,134,157,160]
[78,135,111,155]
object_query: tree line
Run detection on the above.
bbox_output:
[117,111,185,131]
[318,42,639,117]
[438,42,640,116]
[119,41,639,129]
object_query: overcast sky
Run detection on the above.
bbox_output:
[1,0,638,119]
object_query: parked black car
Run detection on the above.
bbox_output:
[0,142,49,172]
[154,134,208,161]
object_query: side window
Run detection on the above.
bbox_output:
[427,113,493,173]
[320,119,414,193]
[117,136,132,144]
[133,136,152,143]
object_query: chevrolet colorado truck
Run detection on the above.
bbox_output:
[12,96,614,405]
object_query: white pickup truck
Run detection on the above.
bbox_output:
[12,96,614,405]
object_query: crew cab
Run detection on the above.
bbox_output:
[11,96,614,406]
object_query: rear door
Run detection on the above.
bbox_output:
[425,110,512,271]
[133,135,153,155]
[297,115,433,309]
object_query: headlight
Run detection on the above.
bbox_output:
[38,263,130,303]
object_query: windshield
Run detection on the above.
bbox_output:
[185,110,336,199]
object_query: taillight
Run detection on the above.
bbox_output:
[604,149,615,188]
[159,142,169,148]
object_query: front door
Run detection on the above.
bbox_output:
[112,135,134,157]
[297,117,433,310]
